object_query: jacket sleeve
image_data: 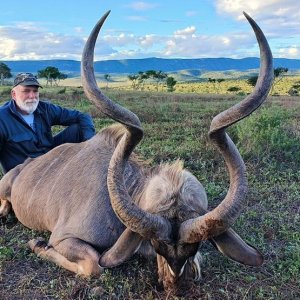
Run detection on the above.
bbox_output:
[0,125,3,154]
[47,103,95,141]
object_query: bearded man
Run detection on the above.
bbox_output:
[0,72,95,173]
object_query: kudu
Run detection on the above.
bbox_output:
[0,11,273,293]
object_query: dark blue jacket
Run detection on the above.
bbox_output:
[0,100,95,173]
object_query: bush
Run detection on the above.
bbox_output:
[227,86,241,92]
[57,87,66,94]
[232,106,300,162]
[0,86,11,97]
[288,88,299,96]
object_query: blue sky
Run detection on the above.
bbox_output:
[0,0,299,61]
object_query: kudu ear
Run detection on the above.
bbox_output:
[210,228,264,266]
[99,228,143,268]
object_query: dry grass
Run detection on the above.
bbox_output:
[53,75,300,96]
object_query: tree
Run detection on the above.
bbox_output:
[127,72,148,91]
[57,73,68,85]
[128,74,139,90]
[137,71,148,90]
[271,67,288,94]
[154,71,167,91]
[104,74,111,89]
[145,70,167,91]
[247,75,258,87]
[129,70,168,91]
[166,76,177,92]
[208,78,225,93]
[0,62,12,86]
[247,68,288,94]
[37,66,67,86]
[274,67,288,78]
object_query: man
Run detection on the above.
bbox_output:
[0,72,95,173]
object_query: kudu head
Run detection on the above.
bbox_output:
[81,11,273,294]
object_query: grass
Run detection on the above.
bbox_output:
[0,87,299,299]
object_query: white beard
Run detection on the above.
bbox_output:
[16,98,39,114]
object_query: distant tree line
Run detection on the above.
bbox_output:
[0,63,67,87]
[0,62,299,96]
[128,70,177,92]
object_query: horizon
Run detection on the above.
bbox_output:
[4,57,300,79]
[0,1,299,61]
[2,56,300,63]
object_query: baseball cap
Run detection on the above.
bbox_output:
[13,72,42,88]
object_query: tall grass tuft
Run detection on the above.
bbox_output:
[233,106,300,162]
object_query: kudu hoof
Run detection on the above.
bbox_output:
[28,238,48,253]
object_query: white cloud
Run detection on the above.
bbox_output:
[162,32,250,58]
[215,0,300,33]
[0,20,287,61]
[174,26,196,36]
[278,46,299,58]
[139,34,159,48]
[216,0,281,17]
[0,37,16,57]
[0,23,114,60]
[1,1,300,61]
[215,0,300,59]
[103,33,136,47]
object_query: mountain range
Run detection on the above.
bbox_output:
[3,57,300,76]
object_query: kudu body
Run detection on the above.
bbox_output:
[0,11,273,293]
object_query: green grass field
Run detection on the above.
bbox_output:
[0,86,299,299]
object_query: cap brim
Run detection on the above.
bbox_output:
[17,82,43,88]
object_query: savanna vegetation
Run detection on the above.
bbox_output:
[1,60,300,96]
[37,66,68,87]
[0,63,12,86]
[0,85,299,299]
[56,72,300,97]
[134,74,300,96]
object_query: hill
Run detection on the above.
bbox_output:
[2,57,300,77]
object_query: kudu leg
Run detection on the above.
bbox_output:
[0,199,11,217]
[0,161,32,217]
[28,237,102,276]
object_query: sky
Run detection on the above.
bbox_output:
[0,0,299,61]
